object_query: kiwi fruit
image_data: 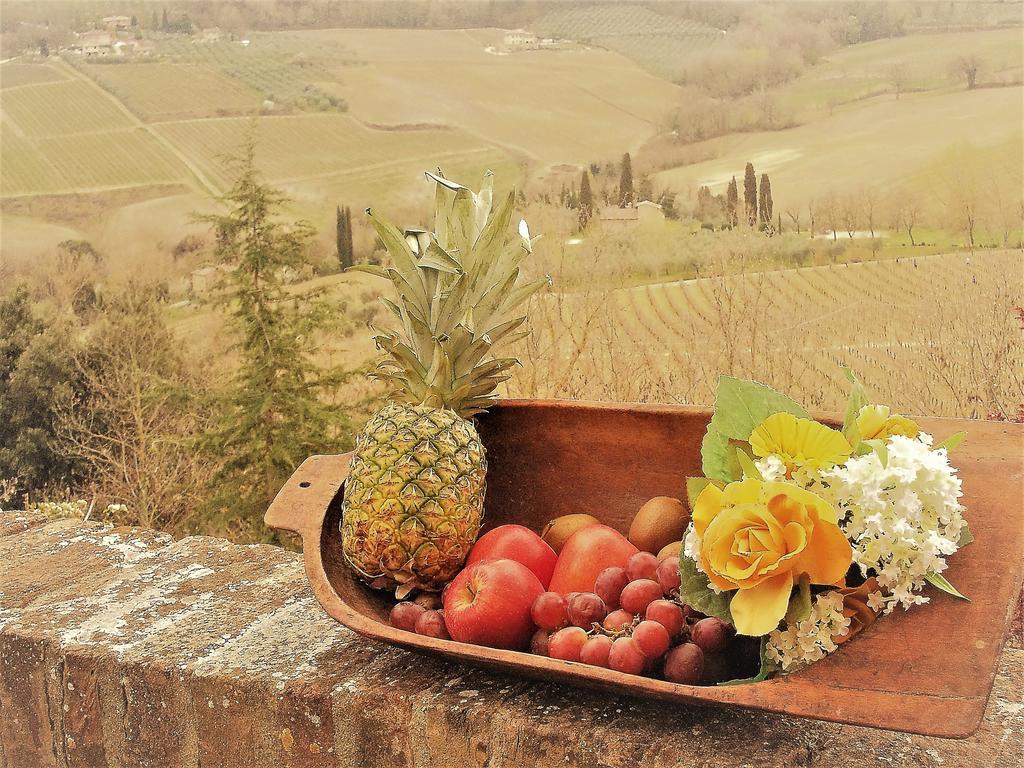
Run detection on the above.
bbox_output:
[541,513,601,553]
[629,497,690,554]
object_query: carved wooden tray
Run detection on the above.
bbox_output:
[264,400,1023,738]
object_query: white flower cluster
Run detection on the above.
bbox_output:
[823,433,966,613]
[765,591,851,671]
[753,455,828,492]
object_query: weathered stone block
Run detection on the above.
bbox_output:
[1,513,1021,768]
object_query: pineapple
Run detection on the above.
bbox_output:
[341,171,547,597]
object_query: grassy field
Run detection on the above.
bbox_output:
[298,28,684,167]
[153,113,494,186]
[777,28,1023,118]
[0,64,192,197]
[1,78,134,136]
[171,247,1022,422]
[533,4,722,80]
[78,61,266,121]
[0,62,70,88]
[653,86,1023,214]
[512,250,1023,419]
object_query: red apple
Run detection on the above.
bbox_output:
[548,525,639,595]
[466,524,558,588]
[443,559,545,650]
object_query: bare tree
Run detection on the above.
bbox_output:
[887,62,909,100]
[860,188,877,239]
[891,192,921,246]
[784,207,801,234]
[58,293,213,532]
[821,192,839,241]
[951,54,981,89]
[841,195,859,239]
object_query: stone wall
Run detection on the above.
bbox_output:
[1,512,1021,768]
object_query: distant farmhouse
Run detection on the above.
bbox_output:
[599,201,665,231]
[64,29,152,58]
[504,30,538,49]
[197,27,224,43]
[74,30,115,57]
[501,29,558,52]
[102,16,132,31]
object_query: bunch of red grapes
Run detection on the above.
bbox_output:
[529,552,737,684]
[388,593,449,639]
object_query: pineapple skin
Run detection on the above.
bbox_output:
[341,401,487,594]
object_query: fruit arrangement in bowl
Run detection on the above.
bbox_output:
[332,170,978,690]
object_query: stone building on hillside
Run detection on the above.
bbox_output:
[598,201,665,232]
[76,30,115,57]
[503,30,538,49]
[102,16,132,31]
[198,27,224,43]
[637,200,665,224]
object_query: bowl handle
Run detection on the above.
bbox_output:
[264,453,353,538]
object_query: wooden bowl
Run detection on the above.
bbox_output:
[265,400,1024,738]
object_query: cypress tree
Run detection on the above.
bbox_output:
[579,171,594,229]
[339,205,352,268]
[345,206,355,265]
[161,8,169,30]
[618,153,634,208]
[638,174,653,202]
[744,162,757,227]
[758,173,773,231]
[726,176,739,228]
[198,144,351,538]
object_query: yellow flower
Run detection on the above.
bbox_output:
[749,412,851,474]
[856,405,919,441]
[693,479,853,636]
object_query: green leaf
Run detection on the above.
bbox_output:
[718,637,780,686]
[678,552,733,624]
[934,431,967,453]
[841,367,869,445]
[784,573,812,625]
[957,523,974,548]
[700,376,808,483]
[925,571,970,601]
[735,446,763,481]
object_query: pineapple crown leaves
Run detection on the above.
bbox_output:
[350,170,549,418]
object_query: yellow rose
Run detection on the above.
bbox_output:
[693,479,853,636]
[856,405,919,441]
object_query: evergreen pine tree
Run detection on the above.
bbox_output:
[744,162,757,227]
[726,176,739,228]
[198,145,351,539]
[161,8,169,31]
[579,171,594,229]
[758,174,774,232]
[618,152,634,208]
